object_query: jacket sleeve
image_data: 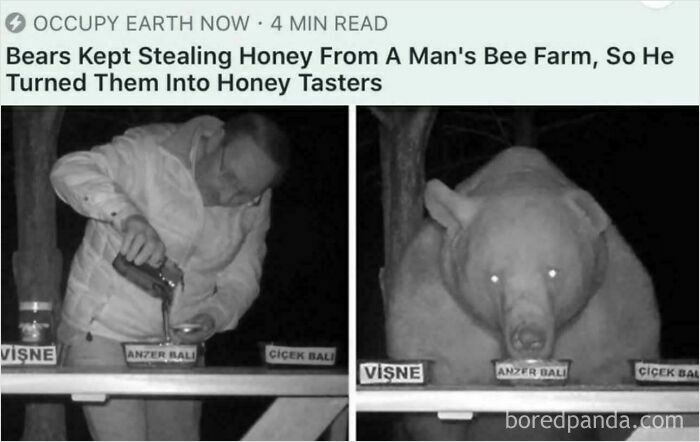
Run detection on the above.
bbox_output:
[202,190,272,332]
[50,126,159,231]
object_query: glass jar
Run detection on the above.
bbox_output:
[18,301,54,345]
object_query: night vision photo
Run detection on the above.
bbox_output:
[356,106,698,441]
[1,106,348,441]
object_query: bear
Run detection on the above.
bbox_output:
[385,147,660,440]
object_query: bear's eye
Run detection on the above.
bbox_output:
[547,268,559,279]
[489,274,501,284]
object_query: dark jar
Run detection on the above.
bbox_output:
[18,301,54,345]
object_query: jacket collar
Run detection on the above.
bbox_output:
[161,115,224,173]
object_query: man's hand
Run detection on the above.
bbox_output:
[120,214,166,266]
[171,313,215,344]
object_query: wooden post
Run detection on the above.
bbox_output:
[513,107,537,146]
[371,106,437,307]
[12,106,66,441]
[242,397,348,441]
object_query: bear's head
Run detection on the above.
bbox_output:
[425,179,609,359]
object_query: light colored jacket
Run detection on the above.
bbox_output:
[51,116,270,343]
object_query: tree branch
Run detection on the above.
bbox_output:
[453,110,510,123]
[441,124,510,146]
[491,108,510,143]
[539,112,602,134]
[368,106,392,128]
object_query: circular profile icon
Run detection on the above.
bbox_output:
[5,12,26,33]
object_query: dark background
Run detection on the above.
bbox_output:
[357,106,699,440]
[1,106,348,440]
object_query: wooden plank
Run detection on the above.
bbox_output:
[242,397,348,441]
[438,411,474,420]
[1,367,347,397]
[70,394,106,403]
[327,405,349,441]
[356,387,699,414]
[628,420,699,441]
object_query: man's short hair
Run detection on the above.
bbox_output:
[222,113,290,187]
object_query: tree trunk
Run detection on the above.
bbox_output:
[513,107,537,146]
[12,106,66,441]
[372,107,437,307]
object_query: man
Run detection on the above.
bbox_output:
[50,113,289,440]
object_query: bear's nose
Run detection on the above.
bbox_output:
[511,326,547,352]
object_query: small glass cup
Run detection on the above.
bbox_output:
[18,301,54,345]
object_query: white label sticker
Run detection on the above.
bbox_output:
[494,361,569,381]
[358,361,425,385]
[264,344,336,366]
[635,362,698,383]
[124,344,197,364]
[1,344,57,366]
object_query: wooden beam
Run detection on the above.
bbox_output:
[1,367,347,397]
[628,425,699,441]
[356,386,699,414]
[12,106,66,441]
[242,397,348,441]
[11,107,64,307]
[327,404,349,440]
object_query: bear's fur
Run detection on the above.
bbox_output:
[386,147,660,440]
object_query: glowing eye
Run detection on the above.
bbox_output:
[490,274,500,284]
[547,269,558,279]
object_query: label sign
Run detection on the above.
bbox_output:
[634,361,699,383]
[358,361,426,385]
[1,344,58,366]
[123,343,197,365]
[263,344,336,366]
[494,360,569,381]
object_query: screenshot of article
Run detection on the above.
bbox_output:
[0,1,698,441]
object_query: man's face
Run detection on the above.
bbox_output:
[195,133,279,207]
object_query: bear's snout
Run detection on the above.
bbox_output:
[499,279,555,359]
[509,325,550,358]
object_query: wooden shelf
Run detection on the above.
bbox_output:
[1,366,348,397]
[356,385,699,413]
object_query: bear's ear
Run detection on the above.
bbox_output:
[564,189,610,234]
[425,179,480,232]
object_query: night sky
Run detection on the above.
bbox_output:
[1,106,348,440]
